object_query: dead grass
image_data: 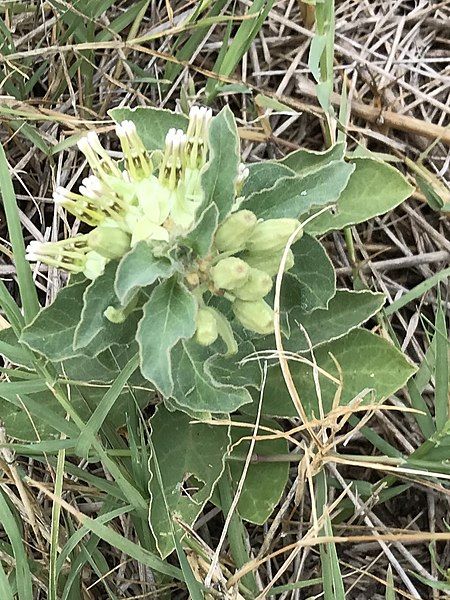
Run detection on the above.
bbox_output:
[0,1,449,598]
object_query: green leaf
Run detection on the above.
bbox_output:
[283,234,336,313]
[109,106,188,151]
[137,278,197,397]
[413,573,450,593]
[254,93,297,113]
[114,242,175,305]
[205,340,262,390]
[182,203,219,257]
[201,105,240,220]
[280,142,345,176]
[0,327,33,367]
[259,329,417,418]
[286,290,385,352]
[74,262,138,355]
[61,351,120,383]
[243,160,354,220]
[241,162,295,198]
[0,490,33,600]
[171,340,253,414]
[0,144,40,323]
[216,416,289,525]
[148,405,229,558]
[20,280,87,360]
[306,158,414,235]
[308,32,327,82]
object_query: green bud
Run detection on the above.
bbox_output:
[246,218,302,253]
[211,257,250,291]
[243,249,294,277]
[233,267,272,301]
[195,308,218,346]
[233,299,274,335]
[87,227,131,259]
[214,210,257,252]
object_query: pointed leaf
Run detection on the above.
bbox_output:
[259,329,417,418]
[201,106,240,220]
[205,340,262,390]
[307,158,414,234]
[241,162,295,198]
[137,278,197,397]
[109,106,188,151]
[0,327,33,367]
[283,234,335,313]
[213,416,289,525]
[182,203,219,257]
[286,290,386,352]
[20,280,87,360]
[243,160,354,220]
[280,142,345,176]
[148,406,229,558]
[74,261,138,355]
[170,340,252,414]
[115,241,175,305]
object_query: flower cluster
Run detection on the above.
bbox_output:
[26,103,303,344]
[189,211,302,344]
[26,106,212,280]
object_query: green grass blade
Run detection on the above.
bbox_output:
[49,441,66,600]
[0,144,40,323]
[173,530,204,600]
[0,279,25,335]
[206,0,275,99]
[75,354,139,458]
[164,0,228,84]
[316,471,345,599]
[434,298,449,431]
[385,267,450,316]
[70,508,183,580]
[0,489,33,600]
[217,471,259,595]
[269,578,323,595]
[386,564,396,599]
[219,0,274,76]
[0,560,14,600]
[30,476,183,581]
[59,504,128,600]
[96,0,149,41]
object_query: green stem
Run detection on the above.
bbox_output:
[344,226,361,283]
[218,470,259,596]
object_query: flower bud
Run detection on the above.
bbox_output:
[243,249,294,277]
[233,267,272,301]
[246,218,302,253]
[26,236,90,273]
[87,227,131,259]
[235,163,249,196]
[83,251,107,280]
[195,308,218,346]
[214,210,257,253]
[233,299,274,335]
[211,257,250,291]
[185,106,212,169]
[115,120,153,181]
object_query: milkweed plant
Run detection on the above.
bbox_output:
[2,102,417,559]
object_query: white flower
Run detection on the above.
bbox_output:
[115,120,153,181]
